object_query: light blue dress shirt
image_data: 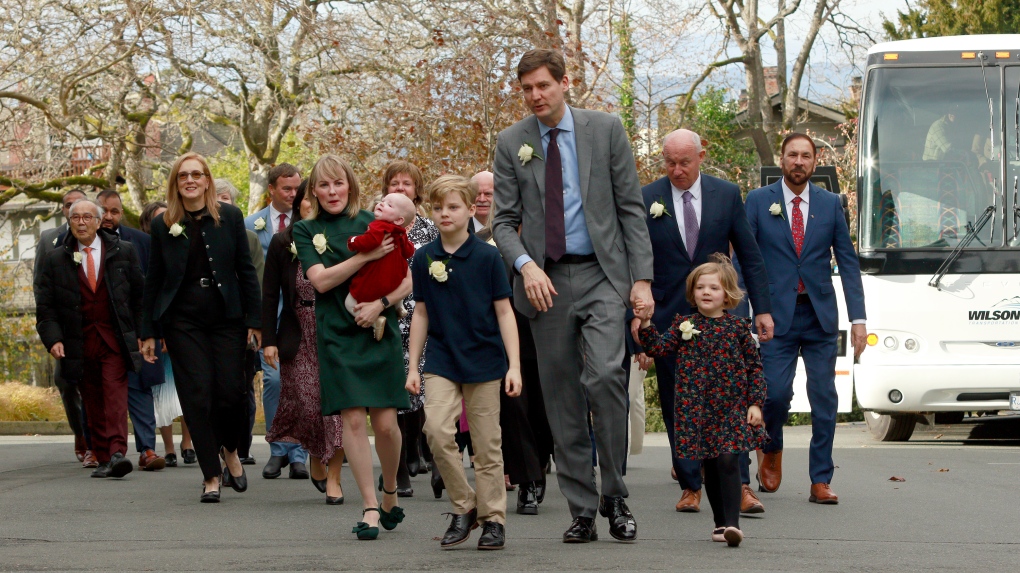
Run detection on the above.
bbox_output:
[514,107,595,272]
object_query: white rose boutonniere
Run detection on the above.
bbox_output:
[678,319,701,341]
[73,252,83,265]
[427,255,451,283]
[289,241,298,261]
[52,236,58,247]
[312,233,332,255]
[169,222,188,239]
[517,143,543,166]
[253,216,266,231]
[649,198,671,219]
[769,203,785,219]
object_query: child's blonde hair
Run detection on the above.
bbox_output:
[427,174,477,209]
[685,253,744,310]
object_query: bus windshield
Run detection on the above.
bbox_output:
[858,66,1009,250]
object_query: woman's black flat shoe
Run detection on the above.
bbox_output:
[223,466,247,493]
[200,485,220,503]
[181,444,197,465]
[326,496,344,505]
[312,477,327,494]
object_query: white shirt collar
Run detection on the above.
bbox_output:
[268,204,293,228]
[781,178,809,205]
[670,174,702,200]
[77,234,102,253]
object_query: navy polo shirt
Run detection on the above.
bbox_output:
[412,234,512,383]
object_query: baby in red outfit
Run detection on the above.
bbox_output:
[346,192,417,340]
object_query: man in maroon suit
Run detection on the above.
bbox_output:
[35,199,146,478]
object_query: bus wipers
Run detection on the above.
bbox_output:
[929,205,995,290]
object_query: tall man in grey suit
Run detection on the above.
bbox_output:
[492,49,654,544]
[36,189,90,464]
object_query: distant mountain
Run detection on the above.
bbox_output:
[991,296,1020,309]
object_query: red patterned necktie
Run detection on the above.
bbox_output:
[83,246,97,292]
[791,196,805,294]
[278,213,287,233]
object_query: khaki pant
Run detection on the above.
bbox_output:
[423,374,506,524]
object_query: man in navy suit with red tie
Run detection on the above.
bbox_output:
[745,133,868,504]
[632,129,773,515]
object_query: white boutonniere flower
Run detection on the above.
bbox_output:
[678,319,701,341]
[649,198,671,219]
[169,222,187,239]
[72,252,83,265]
[769,203,785,219]
[52,236,58,246]
[253,216,266,231]
[312,233,333,255]
[427,255,451,283]
[517,143,543,166]
[289,241,299,261]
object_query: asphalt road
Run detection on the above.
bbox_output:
[1,419,1018,572]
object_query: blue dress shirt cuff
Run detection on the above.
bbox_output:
[514,254,534,274]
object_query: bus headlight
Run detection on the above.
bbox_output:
[889,389,903,403]
[883,336,898,350]
[903,338,917,351]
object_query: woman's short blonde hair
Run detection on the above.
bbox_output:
[426,174,477,211]
[306,155,361,220]
[685,253,745,310]
[164,152,221,227]
[381,160,426,206]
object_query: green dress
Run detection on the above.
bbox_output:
[293,209,410,413]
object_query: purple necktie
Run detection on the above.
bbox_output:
[682,191,698,258]
[545,128,566,262]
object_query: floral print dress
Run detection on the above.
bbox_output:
[398,214,439,413]
[639,312,769,460]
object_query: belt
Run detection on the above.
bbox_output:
[299,299,314,307]
[796,292,811,305]
[198,278,214,288]
[548,253,597,265]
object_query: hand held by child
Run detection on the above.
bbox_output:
[504,367,523,397]
[747,405,763,427]
[405,371,421,396]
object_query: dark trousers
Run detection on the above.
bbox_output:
[760,301,839,484]
[703,453,741,528]
[163,286,249,481]
[79,337,129,463]
[499,390,543,485]
[518,320,553,473]
[54,361,89,445]
[238,349,258,459]
[656,355,752,488]
[126,372,156,453]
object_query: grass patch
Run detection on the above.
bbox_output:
[0,382,67,422]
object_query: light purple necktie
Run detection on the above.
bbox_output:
[682,191,699,258]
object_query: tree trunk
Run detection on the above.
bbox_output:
[248,160,270,215]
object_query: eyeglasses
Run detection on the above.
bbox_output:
[177,171,207,182]
[70,214,96,223]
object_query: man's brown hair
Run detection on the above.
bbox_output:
[268,163,300,188]
[517,49,567,82]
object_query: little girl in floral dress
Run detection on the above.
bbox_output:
[637,254,768,547]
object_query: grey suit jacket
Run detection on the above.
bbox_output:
[492,106,653,318]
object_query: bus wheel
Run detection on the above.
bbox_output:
[865,411,916,441]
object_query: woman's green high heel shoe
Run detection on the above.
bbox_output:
[379,485,406,531]
[352,508,380,540]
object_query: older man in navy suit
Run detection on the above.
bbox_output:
[632,129,772,515]
[745,133,867,504]
[96,189,164,472]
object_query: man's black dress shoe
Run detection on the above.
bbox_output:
[516,482,538,515]
[180,443,197,464]
[262,455,288,479]
[440,508,477,548]
[477,521,505,550]
[535,477,546,504]
[222,466,247,492]
[289,462,309,479]
[90,462,111,478]
[108,453,133,478]
[562,517,597,543]
[598,496,637,542]
[239,456,256,465]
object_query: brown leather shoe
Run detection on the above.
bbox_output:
[139,449,166,471]
[809,482,839,504]
[675,488,701,512]
[74,435,86,462]
[82,450,99,468]
[757,451,782,492]
[740,484,764,513]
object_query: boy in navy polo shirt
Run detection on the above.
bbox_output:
[406,174,522,551]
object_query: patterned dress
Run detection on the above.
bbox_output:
[639,312,769,461]
[398,214,439,413]
[265,263,343,462]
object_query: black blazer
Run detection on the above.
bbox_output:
[117,224,151,275]
[641,174,771,332]
[34,229,145,379]
[141,202,262,339]
[262,232,303,361]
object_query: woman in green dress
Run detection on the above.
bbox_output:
[293,155,412,539]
